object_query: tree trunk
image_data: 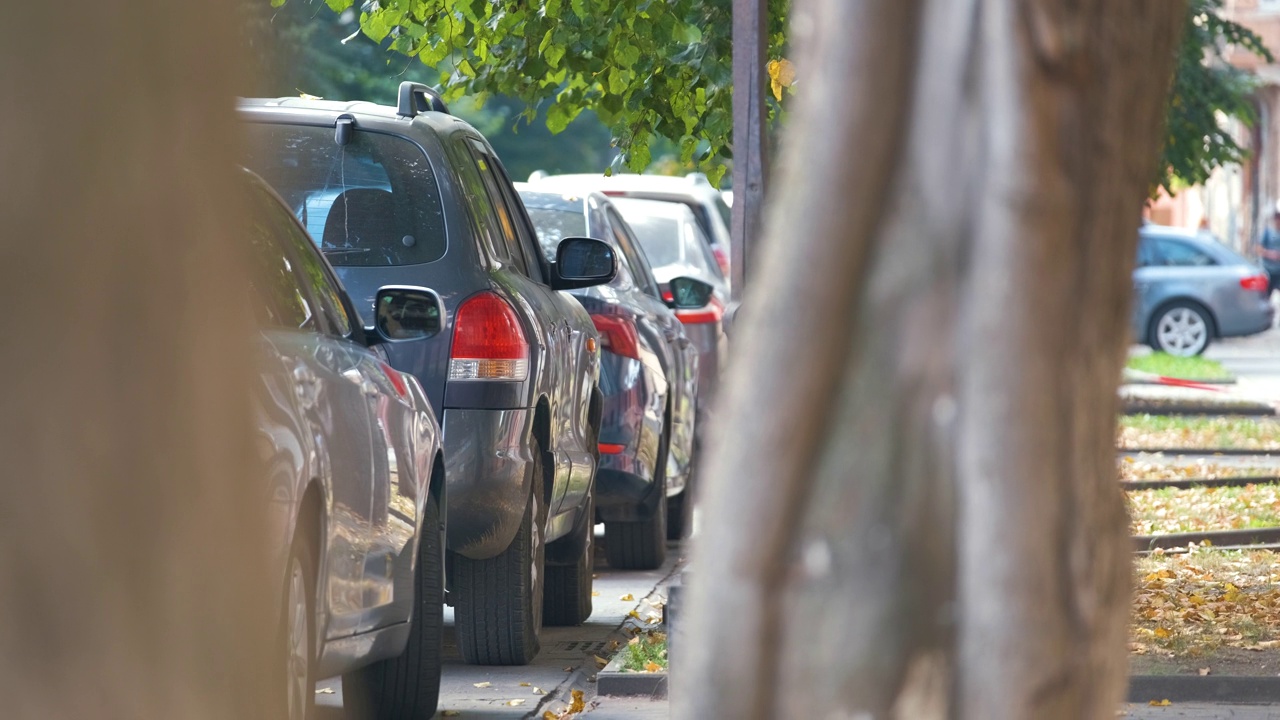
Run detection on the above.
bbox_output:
[0,5,275,719]
[675,1,1183,718]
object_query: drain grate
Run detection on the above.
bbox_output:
[546,640,608,658]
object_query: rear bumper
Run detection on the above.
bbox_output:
[441,407,533,560]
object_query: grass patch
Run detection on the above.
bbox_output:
[1119,415,1280,450]
[621,631,667,672]
[1127,483,1280,535]
[1127,353,1233,381]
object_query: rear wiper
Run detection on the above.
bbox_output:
[322,247,371,255]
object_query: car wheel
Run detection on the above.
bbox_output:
[605,430,668,570]
[343,494,444,719]
[544,489,594,626]
[1149,301,1213,356]
[453,451,545,665]
[666,487,691,540]
[281,534,316,720]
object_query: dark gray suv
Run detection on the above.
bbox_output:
[241,83,617,666]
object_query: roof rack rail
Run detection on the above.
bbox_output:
[397,82,450,118]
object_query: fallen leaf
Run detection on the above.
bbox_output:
[628,610,642,620]
[519,682,531,687]
[591,591,600,597]
[1149,699,1172,706]
[620,593,634,601]
[533,687,546,695]
[442,712,461,718]
[570,689,586,713]
[316,687,335,695]
[506,698,526,706]
[593,654,609,667]
[1199,667,1211,676]
[473,681,491,688]
[644,661,663,673]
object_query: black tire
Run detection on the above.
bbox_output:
[280,533,316,720]
[666,488,690,540]
[453,458,545,665]
[1147,300,1214,356]
[343,494,444,720]
[544,490,594,626]
[605,431,668,570]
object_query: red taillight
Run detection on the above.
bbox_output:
[712,246,730,278]
[598,443,626,454]
[449,291,529,381]
[378,361,409,399]
[591,313,641,360]
[1242,274,1269,293]
[601,190,627,197]
[675,296,725,326]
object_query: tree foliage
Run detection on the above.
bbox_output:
[296,0,790,185]
[1161,0,1272,194]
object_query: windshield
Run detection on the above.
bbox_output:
[243,123,448,267]
[525,207,588,262]
[614,212,683,268]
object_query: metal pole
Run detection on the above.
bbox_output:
[731,0,768,301]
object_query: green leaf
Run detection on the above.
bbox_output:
[545,44,566,69]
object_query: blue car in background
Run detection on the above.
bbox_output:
[1133,225,1273,356]
[518,187,711,568]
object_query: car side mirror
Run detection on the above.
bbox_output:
[552,237,616,290]
[371,286,445,342]
[666,276,715,310]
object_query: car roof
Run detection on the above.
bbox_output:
[237,96,474,137]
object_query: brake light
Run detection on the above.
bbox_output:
[598,443,626,454]
[601,190,627,197]
[590,313,641,360]
[378,361,409,399]
[712,246,731,278]
[449,291,529,381]
[675,296,725,326]
[1242,274,1269,293]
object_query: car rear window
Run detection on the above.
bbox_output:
[525,208,587,262]
[243,123,447,267]
[1152,238,1218,267]
[614,212,683,268]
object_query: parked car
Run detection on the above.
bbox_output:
[609,197,730,443]
[518,187,711,563]
[243,170,446,720]
[1133,225,1273,356]
[241,83,617,666]
[530,172,734,282]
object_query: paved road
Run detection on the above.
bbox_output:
[313,531,683,719]
[1123,703,1280,719]
[1207,329,1280,398]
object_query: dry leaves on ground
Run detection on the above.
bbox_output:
[1132,549,1280,658]
[1120,456,1275,482]
[1128,484,1280,535]
[1119,415,1280,451]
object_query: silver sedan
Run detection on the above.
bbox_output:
[1133,225,1273,356]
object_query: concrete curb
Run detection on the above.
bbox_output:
[597,653,668,698]
[1129,676,1280,704]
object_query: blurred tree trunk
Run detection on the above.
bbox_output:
[0,4,274,719]
[676,1,1182,718]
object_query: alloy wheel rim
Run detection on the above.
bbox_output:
[1157,308,1207,355]
[286,559,309,720]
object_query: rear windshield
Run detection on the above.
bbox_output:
[243,123,447,267]
[616,213,683,268]
[525,208,587,262]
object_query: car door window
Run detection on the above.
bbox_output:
[606,208,662,299]
[255,186,355,338]
[450,138,508,265]
[1153,238,1218,267]
[466,141,541,281]
[485,152,551,285]
[247,190,317,331]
